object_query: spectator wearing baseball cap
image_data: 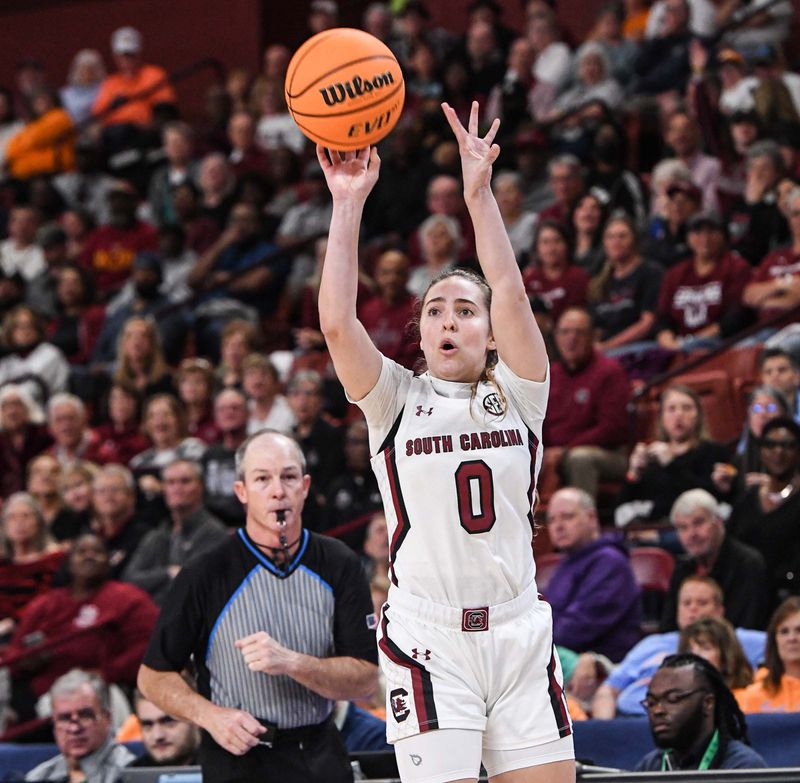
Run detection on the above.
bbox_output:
[92,26,176,129]
[642,178,703,268]
[656,211,752,352]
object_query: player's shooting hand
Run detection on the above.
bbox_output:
[316,144,380,204]
[200,704,265,756]
[441,100,500,202]
[235,631,298,676]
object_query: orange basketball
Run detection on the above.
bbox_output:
[285,28,405,151]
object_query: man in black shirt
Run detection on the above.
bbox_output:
[660,489,768,631]
[138,430,379,783]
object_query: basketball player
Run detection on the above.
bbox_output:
[317,102,575,782]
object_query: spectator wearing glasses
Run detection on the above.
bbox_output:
[728,417,800,610]
[25,669,135,783]
[713,385,790,499]
[635,653,766,771]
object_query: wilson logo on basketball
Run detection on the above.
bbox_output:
[319,71,396,106]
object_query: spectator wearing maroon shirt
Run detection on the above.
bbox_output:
[176,358,219,444]
[6,532,158,720]
[80,181,158,299]
[522,220,589,324]
[657,212,752,353]
[538,155,586,226]
[543,307,631,497]
[358,250,419,370]
[90,382,149,466]
[0,492,65,640]
[171,181,221,255]
[226,110,269,178]
[743,187,800,327]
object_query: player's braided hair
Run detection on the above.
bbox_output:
[660,653,751,747]
[413,268,508,416]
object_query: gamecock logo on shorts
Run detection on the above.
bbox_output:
[390,688,411,722]
[461,607,490,632]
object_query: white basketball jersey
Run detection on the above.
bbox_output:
[357,356,549,608]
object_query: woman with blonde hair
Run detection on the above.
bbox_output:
[616,384,730,535]
[112,316,174,398]
[0,492,65,639]
[60,48,106,124]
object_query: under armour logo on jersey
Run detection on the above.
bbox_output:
[416,405,433,416]
[410,754,423,767]
[483,393,505,416]
[390,688,410,722]
[411,648,431,660]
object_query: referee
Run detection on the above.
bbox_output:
[137,430,379,783]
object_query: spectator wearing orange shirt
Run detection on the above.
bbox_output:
[92,26,175,132]
[5,88,74,180]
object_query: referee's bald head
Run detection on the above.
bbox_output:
[234,429,307,481]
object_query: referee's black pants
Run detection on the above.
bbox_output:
[199,718,353,783]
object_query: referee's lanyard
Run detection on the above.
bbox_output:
[661,729,719,771]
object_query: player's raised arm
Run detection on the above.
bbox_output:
[316,145,384,400]
[441,101,548,383]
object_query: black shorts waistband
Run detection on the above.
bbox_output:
[256,716,330,744]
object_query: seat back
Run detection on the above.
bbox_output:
[629,546,675,593]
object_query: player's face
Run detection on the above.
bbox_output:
[676,582,722,628]
[234,434,311,547]
[419,277,494,383]
[672,508,723,561]
[137,699,199,765]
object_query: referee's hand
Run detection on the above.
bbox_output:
[202,704,266,756]
[235,631,298,676]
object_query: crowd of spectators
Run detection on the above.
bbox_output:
[1,0,800,771]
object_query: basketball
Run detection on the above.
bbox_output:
[285,28,405,151]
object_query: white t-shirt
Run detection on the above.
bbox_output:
[0,239,46,282]
[355,355,549,608]
[247,394,296,435]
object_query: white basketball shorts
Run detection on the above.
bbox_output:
[376,580,573,750]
